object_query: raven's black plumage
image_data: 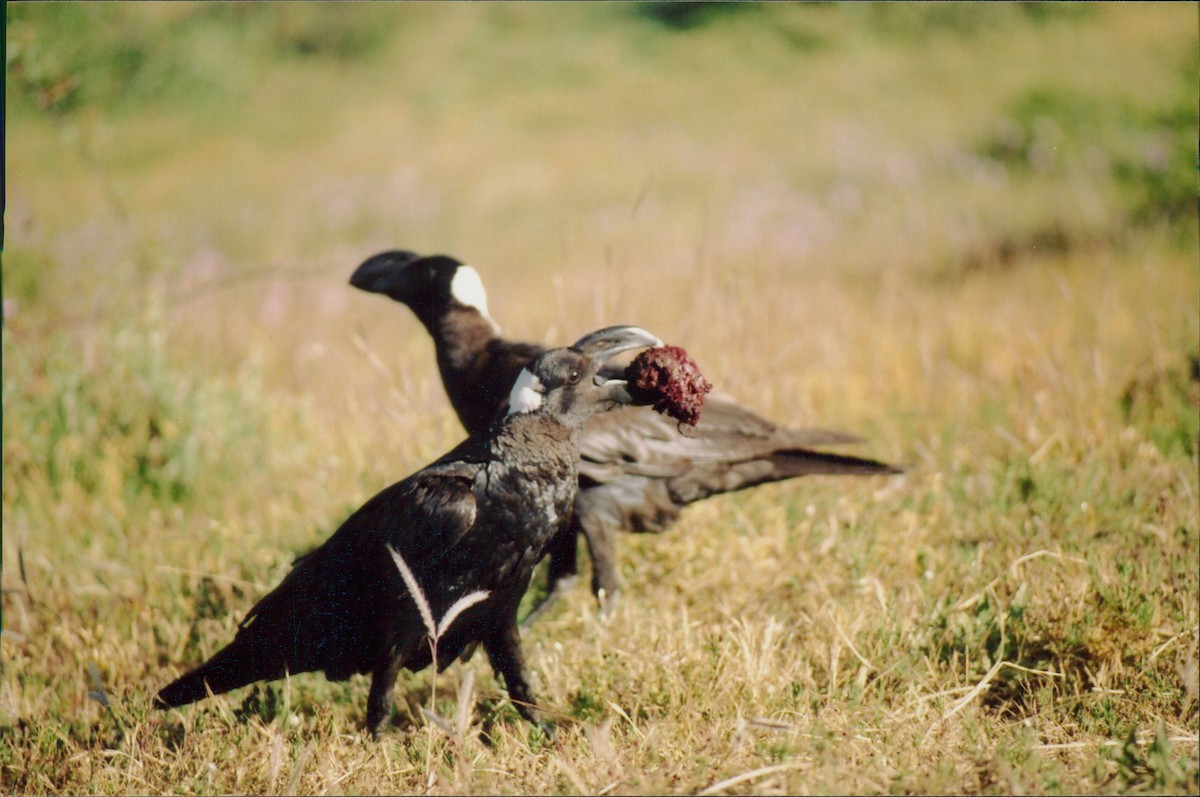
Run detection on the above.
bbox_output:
[156,325,663,736]
[350,251,902,613]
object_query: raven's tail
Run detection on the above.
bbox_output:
[666,449,901,506]
[155,634,284,709]
[769,449,903,479]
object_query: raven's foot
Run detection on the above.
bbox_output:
[365,657,402,739]
[532,717,557,741]
[596,586,621,621]
[520,575,578,627]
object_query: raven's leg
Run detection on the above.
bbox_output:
[365,655,403,739]
[522,515,581,627]
[484,619,553,736]
[544,516,581,594]
[578,514,621,617]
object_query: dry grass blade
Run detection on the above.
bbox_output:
[1001,661,1064,679]
[421,707,454,735]
[825,607,876,671]
[455,668,476,739]
[386,544,435,637]
[919,658,1064,746]
[267,731,283,795]
[1032,735,1200,751]
[554,757,590,794]
[606,700,646,741]
[1145,631,1186,665]
[954,549,1089,611]
[922,657,1006,746]
[436,590,491,639]
[284,740,312,796]
[697,762,808,795]
[386,550,489,775]
[747,716,793,730]
[154,565,265,591]
[386,545,488,642]
[350,331,397,383]
[585,717,618,766]
[1028,429,1064,465]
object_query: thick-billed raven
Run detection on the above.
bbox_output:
[350,251,901,615]
[156,325,663,737]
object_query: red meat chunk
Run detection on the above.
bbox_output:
[624,345,713,426]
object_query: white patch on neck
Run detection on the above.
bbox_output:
[450,266,500,333]
[507,368,544,414]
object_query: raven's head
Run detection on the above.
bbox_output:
[350,250,498,332]
[508,326,663,424]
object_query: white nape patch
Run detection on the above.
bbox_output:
[507,368,544,414]
[450,266,500,332]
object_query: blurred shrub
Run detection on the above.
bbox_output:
[979,83,1196,228]
[1119,355,1200,459]
[266,4,390,60]
[635,3,1092,38]
[5,3,390,116]
[1,319,268,513]
[839,2,1094,40]
[0,247,48,307]
[1110,96,1198,226]
[634,2,760,31]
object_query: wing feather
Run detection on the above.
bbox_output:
[232,462,481,679]
[579,392,865,482]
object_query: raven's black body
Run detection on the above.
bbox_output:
[350,252,902,612]
[156,326,661,736]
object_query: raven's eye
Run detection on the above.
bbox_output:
[566,370,581,386]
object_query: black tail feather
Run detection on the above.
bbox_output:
[665,448,901,506]
[155,635,284,709]
[769,448,903,479]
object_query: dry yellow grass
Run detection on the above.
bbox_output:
[3,4,1197,794]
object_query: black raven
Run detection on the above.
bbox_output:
[156,325,663,737]
[349,251,902,614]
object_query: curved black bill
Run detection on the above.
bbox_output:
[569,326,663,363]
[349,250,421,293]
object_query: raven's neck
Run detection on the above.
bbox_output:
[429,306,494,374]
[488,411,580,477]
[425,307,511,435]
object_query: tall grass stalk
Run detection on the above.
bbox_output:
[386,544,489,781]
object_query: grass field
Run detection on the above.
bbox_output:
[3,4,1198,794]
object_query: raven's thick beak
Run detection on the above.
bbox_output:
[349,250,421,294]
[570,326,663,362]
[571,326,663,403]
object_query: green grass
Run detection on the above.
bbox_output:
[3,4,1198,794]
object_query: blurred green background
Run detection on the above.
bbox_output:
[6,3,1194,316]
